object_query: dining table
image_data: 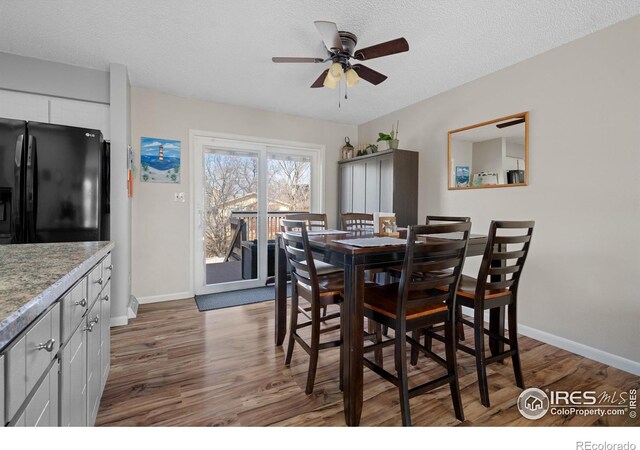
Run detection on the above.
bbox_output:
[273,229,499,426]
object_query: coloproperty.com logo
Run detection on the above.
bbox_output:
[517,387,637,420]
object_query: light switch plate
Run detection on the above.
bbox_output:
[173,192,185,202]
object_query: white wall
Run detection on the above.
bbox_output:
[359,16,640,369]
[131,87,357,302]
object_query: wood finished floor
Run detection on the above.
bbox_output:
[96,298,639,426]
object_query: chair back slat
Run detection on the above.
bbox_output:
[397,222,471,320]
[493,235,531,244]
[286,213,328,231]
[426,216,471,224]
[341,213,374,231]
[488,265,521,276]
[281,219,319,297]
[475,220,535,299]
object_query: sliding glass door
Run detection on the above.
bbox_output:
[193,135,322,296]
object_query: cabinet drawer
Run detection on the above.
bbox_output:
[24,361,59,427]
[88,263,104,306]
[25,303,60,394]
[102,253,113,282]
[0,354,5,426]
[61,277,88,344]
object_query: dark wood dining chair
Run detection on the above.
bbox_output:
[425,220,535,407]
[340,212,374,231]
[281,219,343,394]
[285,212,328,231]
[362,222,471,426]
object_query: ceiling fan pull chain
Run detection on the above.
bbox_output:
[338,80,341,108]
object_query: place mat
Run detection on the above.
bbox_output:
[332,237,407,247]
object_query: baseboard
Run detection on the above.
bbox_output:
[110,315,128,327]
[517,324,640,376]
[137,291,194,304]
[460,306,640,376]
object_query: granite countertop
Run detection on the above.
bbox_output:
[0,241,114,351]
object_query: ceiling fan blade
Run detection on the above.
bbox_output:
[496,118,525,128]
[352,64,388,85]
[310,69,329,88]
[272,57,324,63]
[314,21,343,52]
[354,37,409,61]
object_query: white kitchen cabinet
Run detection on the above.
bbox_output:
[59,323,87,427]
[100,280,111,391]
[49,98,110,140]
[0,354,5,426]
[86,299,102,426]
[24,361,58,427]
[0,89,110,139]
[352,163,366,213]
[2,250,112,427]
[0,90,49,122]
[364,159,380,213]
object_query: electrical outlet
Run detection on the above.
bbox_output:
[174,192,185,202]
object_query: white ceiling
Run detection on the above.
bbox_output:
[0,1,638,124]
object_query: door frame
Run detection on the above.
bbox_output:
[189,129,325,296]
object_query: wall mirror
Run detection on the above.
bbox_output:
[448,112,528,190]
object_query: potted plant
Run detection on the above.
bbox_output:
[376,121,400,149]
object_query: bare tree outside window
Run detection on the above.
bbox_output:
[204,152,311,263]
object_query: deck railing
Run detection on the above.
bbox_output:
[229,211,308,241]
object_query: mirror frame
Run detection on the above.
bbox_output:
[447,111,529,190]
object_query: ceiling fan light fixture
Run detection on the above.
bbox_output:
[323,72,339,89]
[345,68,360,87]
[329,62,344,79]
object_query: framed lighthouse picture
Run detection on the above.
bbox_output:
[140,136,181,183]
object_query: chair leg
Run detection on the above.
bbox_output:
[374,322,383,367]
[410,330,421,366]
[456,305,465,341]
[285,285,299,366]
[305,301,321,394]
[474,308,490,407]
[424,325,433,352]
[508,303,525,389]
[445,318,464,421]
[396,328,411,426]
[382,325,389,336]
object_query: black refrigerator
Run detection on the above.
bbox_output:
[0,118,109,244]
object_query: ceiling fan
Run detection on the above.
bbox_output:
[272,21,409,89]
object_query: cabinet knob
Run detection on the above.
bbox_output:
[96,277,103,285]
[36,338,55,352]
[103,294,109,302]
[84,315,100,332]
[75,298,87,307]
[106,264,113,271]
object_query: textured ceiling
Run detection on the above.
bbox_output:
[0,1,638,124]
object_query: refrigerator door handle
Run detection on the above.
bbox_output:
[13,134,24,243]
[26,135,37,242]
